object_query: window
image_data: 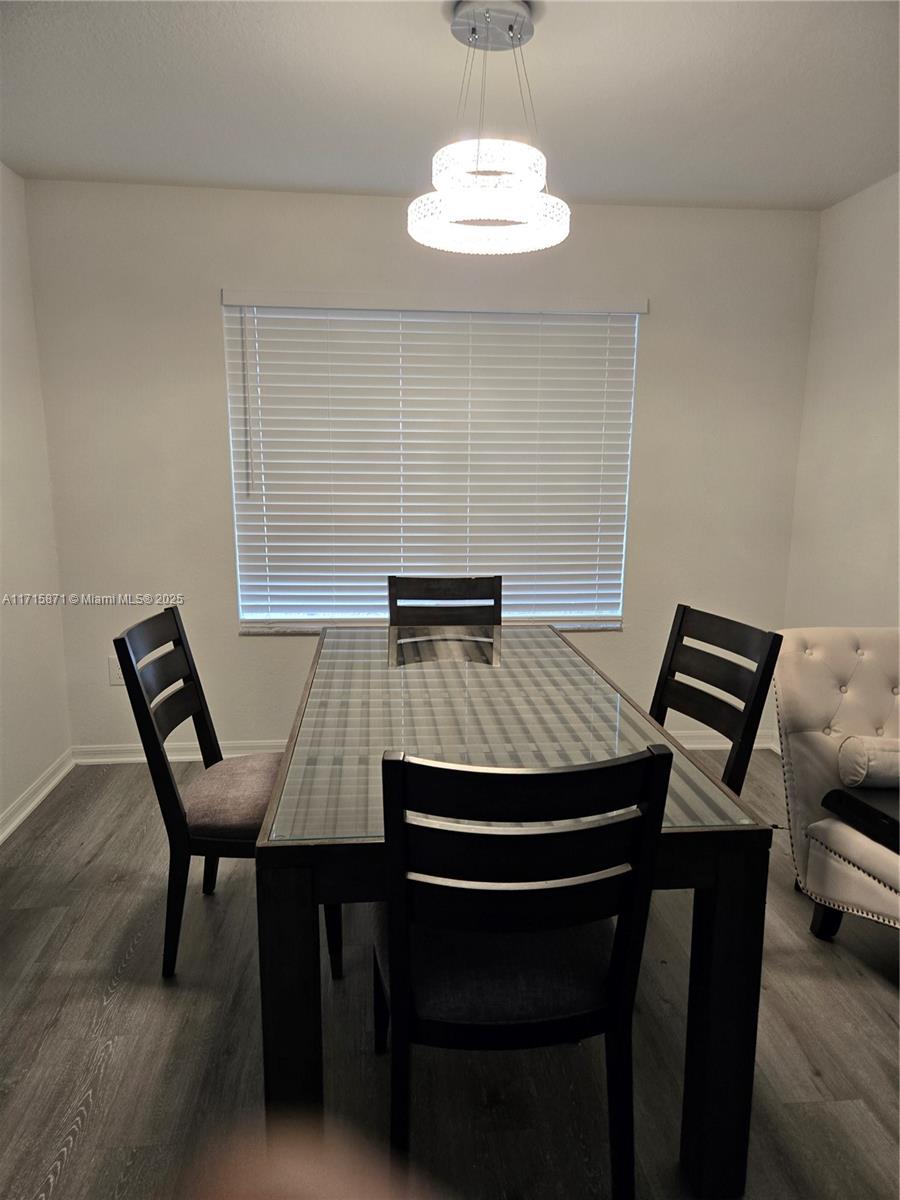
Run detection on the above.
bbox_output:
[223,305,639,628]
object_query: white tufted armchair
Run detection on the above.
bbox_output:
[774,628,899,937]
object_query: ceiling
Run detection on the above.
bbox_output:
[1,1,897,210]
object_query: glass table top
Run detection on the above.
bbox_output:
[269,625,757,842]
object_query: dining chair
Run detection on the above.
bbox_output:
[114,606,343,980]
[387,575,502,626]
[650,603,782,795]
[373,745,672,1200]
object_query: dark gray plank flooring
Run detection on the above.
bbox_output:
[0,752,896,1200]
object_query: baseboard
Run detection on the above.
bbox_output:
[70,739,286,765]
[0,748,75,846]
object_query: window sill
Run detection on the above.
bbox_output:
[238,619,624,636]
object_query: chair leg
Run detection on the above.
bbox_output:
[810,901,843,940]
[373,950,389,1054]
[390,1035,411,1156]
[202,855,219,896]
[605,1025,636,1200]
[162,851,190,979]
[324,903,343,980]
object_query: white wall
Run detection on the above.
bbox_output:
[0,164,70,826]
[785,173,899,628]
[23,180,819,752]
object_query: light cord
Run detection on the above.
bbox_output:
[511,28,530,135]
[519,37,538,137]
[455,37,473,122]
[475,20,489,174]
[518,37,541,186]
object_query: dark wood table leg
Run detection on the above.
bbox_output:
[256,861,323,1119]
[680,845,769,1198]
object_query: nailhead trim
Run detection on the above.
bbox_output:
[806,831,900,896]
[774,683,803,880]
[800,882,900,929]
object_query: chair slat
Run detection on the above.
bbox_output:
[660,678,743,741]
[388,575,502,627]
[405,814,640,884]
[392,603,497,627]
[407,870,631,932]
[152,681,201,743]
[681,607,770,661]
[123,607,179,663]
[392,576,498,601]
[672,642,755,703]
[139,644,190,704]
[401,753,653,823]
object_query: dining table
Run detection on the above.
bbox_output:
[255,624,772,1199]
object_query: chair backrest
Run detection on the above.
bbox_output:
[113,607,221,845]
[382,745,672,1026]
[387,575,502,627]
[774,627,899,882]
[650,604,782,795]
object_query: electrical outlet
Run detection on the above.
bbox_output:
[108,655,125,686]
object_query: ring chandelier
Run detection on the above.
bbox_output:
[408,2,570,256]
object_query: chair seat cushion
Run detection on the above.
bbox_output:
[183,753,281,842]
[375,905,615,1025]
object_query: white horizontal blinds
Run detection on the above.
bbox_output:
[223,305,638,623]
[225,307,403,619]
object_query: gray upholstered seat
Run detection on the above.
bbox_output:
[375,907,614,1025]
[182,752,280,841]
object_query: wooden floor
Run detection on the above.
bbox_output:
[0,751,896,1200]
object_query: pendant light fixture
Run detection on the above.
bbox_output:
[408,1,570,255]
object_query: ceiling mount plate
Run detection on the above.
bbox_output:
[451,1,534,51]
